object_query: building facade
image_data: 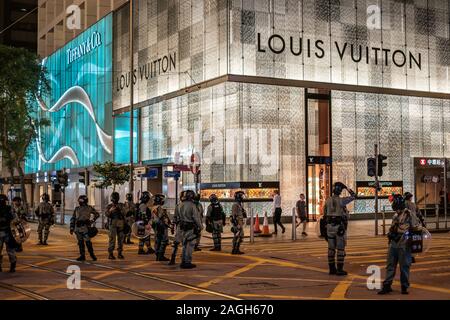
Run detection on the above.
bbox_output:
[27,0,450,216]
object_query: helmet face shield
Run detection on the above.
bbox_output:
[234,191,245,202]
[184,190,195,201]
[140,191,151,203]
[153,194,166,205]
[126,193,133,201]
[391,194,406,212]
[111,192,120,204]
[332,182,347,196]
[209,194,218,204]
[78,195,88,206]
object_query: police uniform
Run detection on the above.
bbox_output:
[206,202,226,251]
[379,196,421,295]
[70,205,99,261]
[405,199,425,227]
[323,191,355,275]
[152,204,170,261]
[0,201,18,272]
[12,203,28,252]
[137,202,155,254]
[194,202,204,251]
[105,202,126,259]
[124,200,136,244]
[35,201,55,245]
[177,198,203,268]
[231,202,246,254]
[169,201,183,265]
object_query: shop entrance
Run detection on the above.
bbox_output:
[305,89,332,221]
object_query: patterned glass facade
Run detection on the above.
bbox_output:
[332,90,450,213]
[25,14,113,173]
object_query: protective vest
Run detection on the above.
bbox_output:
[37,202,53,217]
[325,195,344,217]
[106,203,125,220]
[210,203,223,221]
[74,206,95,222]
[0,206,14,231]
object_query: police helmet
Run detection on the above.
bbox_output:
[0,194,8,206]
[193,193,201,203]
[184,190,196,201]
[41,193,50,202]
[404,192,413,201]
[153,193,166,205]
[332,182,347,196]
[12,196,22,203]
[111,192,120,204]
[126,193,133,202]
[209,194,219,204]
[234,191,245,202]
[390,194,406,212]
[140,191,152,203]
[78,195,88,206]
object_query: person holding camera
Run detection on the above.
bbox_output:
[378,194,421,295]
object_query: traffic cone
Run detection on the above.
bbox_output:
[260,211,272,237]
[253,214,262,234]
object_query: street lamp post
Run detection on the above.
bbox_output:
[129,0,135,194]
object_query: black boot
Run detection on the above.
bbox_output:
[16,244,23,252]
[329,263,337,275]
[180,263,196,269]
[138,248,146,255]
[118,252,124,259]
[336,263,348,276]
[378,285,393,295]
[401,286,409,294]
[77,241,86,261]
[168,255,176,265]
[146,248,155,254]
[9,262,16,273]
[108,253,116,260]
[86,241,97,261]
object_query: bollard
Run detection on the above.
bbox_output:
[382,205,386,236]
[250,208,254,244]
[292,207,297,240]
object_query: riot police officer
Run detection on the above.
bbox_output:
[124,193,136,244]
[206,194,226,251]
[378,194,420,295]
[12,197,28,252]
[231,191,246,255]
[0,194,18,272]
[177,190,203,269]
[323,182,355,275]
[404,192,425,227]
[105,192,126,259]
[35,193,55,245]
[169,191,185,265]
[193,193,204,252]
[70,195,99,261]
[152,194,170,261]
[136,191,155,255]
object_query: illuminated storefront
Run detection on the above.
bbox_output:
[110,0,450,214]
[24,14,114,208]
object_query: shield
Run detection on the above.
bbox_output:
[205,223,213,233]
[10,220,31,244]
[131,221,151,239]
[87,226,98,238]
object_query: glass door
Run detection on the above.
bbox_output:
[305,89,332,220]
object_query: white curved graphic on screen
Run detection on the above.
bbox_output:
[75,127,97,158]
[36,85,112,154]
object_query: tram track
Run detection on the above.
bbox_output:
[27,253,242,300]
[22,262,160,300]
[0,281,50,300]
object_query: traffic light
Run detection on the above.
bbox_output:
[78,170,90,186]
[367,157,376,177]
[377,154,387,177]
[57,170,69,188]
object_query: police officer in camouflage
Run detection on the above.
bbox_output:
[35,193,55,245]
[323,182,356,275]
[137,191,155,255]
[105,192,126,260]
[206,194,226,251]
[124,193,136,244]
[169,191,185,265]
[177,190,203,269]
[12,197,28,252]
[231,191,246,255]
[0,194,18,273]
[70,195,99,261]
[152,194,171,261]
[193,193,204,252]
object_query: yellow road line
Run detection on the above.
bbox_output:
[431,272,450,277]
[328,276,354,300]
[238,293,329,300]
[169,260,265,300]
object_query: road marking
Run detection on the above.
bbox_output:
[91,270,123,280]
[169,260,265,300]
[430,272,450,277]
[238,293,329,300]
[329,277,354,300]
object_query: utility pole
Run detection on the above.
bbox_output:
[374,144,379,236]
[128,0,135,194]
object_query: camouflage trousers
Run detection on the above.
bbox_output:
[0,232,16,265]
[155,225,169,257]
[232,224,244,251]
[37,221,51,242]
[326,223,346,265]
[211,220,224,249]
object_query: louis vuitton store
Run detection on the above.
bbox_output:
[112,0,450,215]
